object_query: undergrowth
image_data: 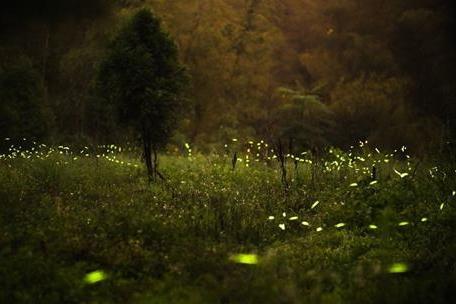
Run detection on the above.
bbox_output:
[0,140,455,303]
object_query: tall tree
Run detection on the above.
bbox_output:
[98,9,188,180]
[0,50,52,148]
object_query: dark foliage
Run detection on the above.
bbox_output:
[0,50,51,148]
[97,9,188,180]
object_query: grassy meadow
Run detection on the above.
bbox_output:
[1,139,456,303]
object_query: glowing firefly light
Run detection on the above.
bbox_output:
[84,270,107,284]
[388,263,408,273]
[311,201,320,209]
[230,254,259,265]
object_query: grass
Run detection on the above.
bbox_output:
[1,139,456,303]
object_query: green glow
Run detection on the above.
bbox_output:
[311,201,320,209]
[84,270,107,284]
[394,169,409,178]
[230,254,259,265]
[334,223,346,228]
[398,221,409,226]
[388,263,409,273]
[369,224,378,229]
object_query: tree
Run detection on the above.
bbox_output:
[329,75,442,151]
[391,3,456,136]
[98,9,188,181]
[0,49,52,150]
[270,86,334,152]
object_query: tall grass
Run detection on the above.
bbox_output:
[0,139,455,303]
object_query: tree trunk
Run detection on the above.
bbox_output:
[143,136,154,182]
[152,145,159,181]
[275,139,288,190]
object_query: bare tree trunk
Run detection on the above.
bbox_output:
[289,137,298,173]
[152,145,165,181]
[142,134,154,182]
[232,152,238,170]
[152,145,158,180]
[275,139,288,190]
[310,146,321,190]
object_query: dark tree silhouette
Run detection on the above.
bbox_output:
[0,51,51,149]
[98,9,188,181]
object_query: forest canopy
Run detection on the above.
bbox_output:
[0,0,455,153]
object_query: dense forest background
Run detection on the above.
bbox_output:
[1,0,455,153]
